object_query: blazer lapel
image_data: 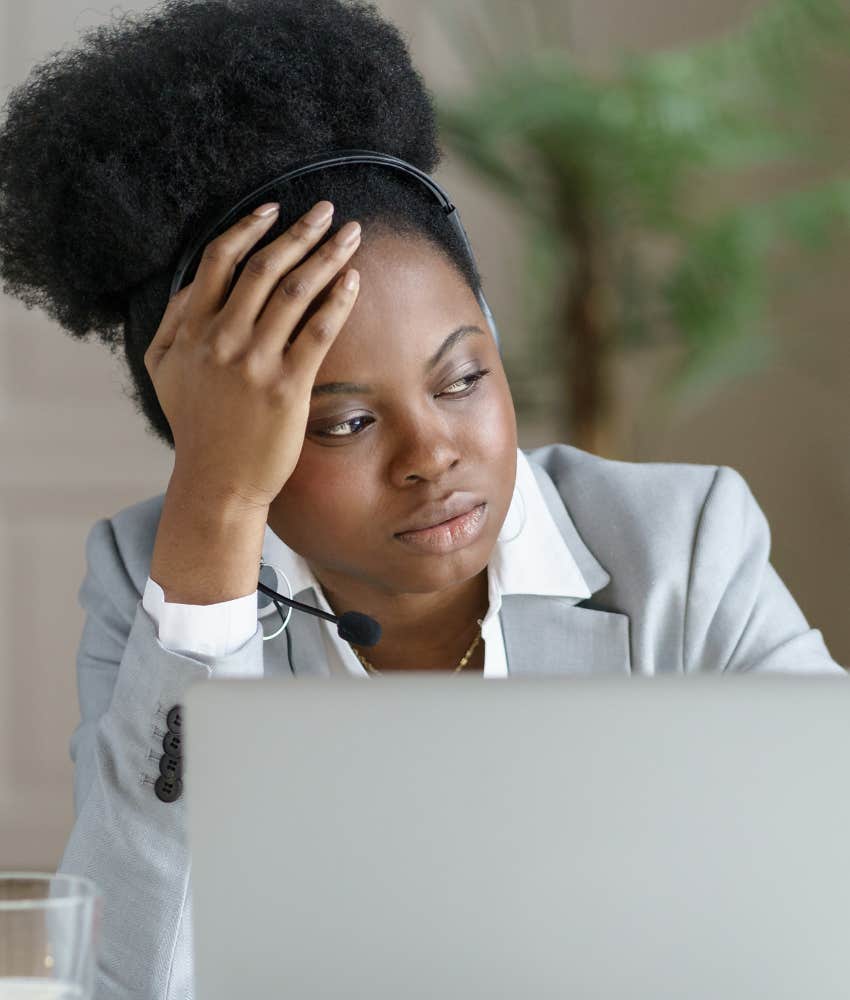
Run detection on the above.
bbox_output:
[498,596,631,676]
[500,459,632,676]
[264,458,631,677]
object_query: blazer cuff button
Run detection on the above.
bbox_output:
[166,705,183,733]
[160,753,183,781]
[155,775,183,802]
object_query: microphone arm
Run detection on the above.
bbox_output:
[257,579,382,647]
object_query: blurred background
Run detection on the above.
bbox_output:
[1,0,848,869]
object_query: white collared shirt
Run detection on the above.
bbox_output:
[142,447,592,677]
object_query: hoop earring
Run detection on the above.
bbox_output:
[497,483,527,544]
[259,557,293,641]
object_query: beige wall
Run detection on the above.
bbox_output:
[1,0,847,871]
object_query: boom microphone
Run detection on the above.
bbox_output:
[257,580,382,647]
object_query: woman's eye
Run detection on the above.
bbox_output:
[442,371,488,395]
[314,368,491,439]
[319,415,372,438]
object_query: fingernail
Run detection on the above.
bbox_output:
[252,202,280,218]
[339,222,362,245]
[305,201,334,225]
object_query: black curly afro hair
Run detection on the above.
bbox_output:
[0,0,483,451]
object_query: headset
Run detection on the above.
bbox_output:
[169,147,501,351]
[168,149,501,667]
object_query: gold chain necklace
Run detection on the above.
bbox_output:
[349,619,484,676]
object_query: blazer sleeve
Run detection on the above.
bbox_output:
[683,465,846,675]
[57,516,265,1000]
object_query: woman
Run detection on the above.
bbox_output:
[0,1,844,997]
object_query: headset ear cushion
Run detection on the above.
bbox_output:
[258,560,286,618]
[478,293,501,354]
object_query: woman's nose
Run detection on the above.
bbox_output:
[392,419,463,482]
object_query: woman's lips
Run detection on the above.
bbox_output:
[394,503,488,553]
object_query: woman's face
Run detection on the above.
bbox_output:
[267,231,518,602]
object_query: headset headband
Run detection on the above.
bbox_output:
[168,148,500,350]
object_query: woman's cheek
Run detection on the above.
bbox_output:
[478,392,516,457]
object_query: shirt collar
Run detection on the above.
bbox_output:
[259,447,592,620]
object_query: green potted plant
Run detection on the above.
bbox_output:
[432,0,850,455]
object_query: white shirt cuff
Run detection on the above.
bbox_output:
[143,575,259,659]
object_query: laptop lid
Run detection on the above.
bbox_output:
[184,674,850,999]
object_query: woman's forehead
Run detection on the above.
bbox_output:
[352,230,465,288]
[312,324,489,400]
[311,233,485,377]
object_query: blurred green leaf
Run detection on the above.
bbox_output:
[431,0,850,441]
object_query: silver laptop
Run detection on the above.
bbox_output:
[183,674,850,999]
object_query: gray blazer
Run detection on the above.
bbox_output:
[57,442,846,1000]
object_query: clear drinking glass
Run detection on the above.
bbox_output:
[0,873,101,999]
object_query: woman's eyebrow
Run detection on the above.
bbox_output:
[310,324,486,398]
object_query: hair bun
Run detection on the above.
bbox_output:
[0,0,441,348]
